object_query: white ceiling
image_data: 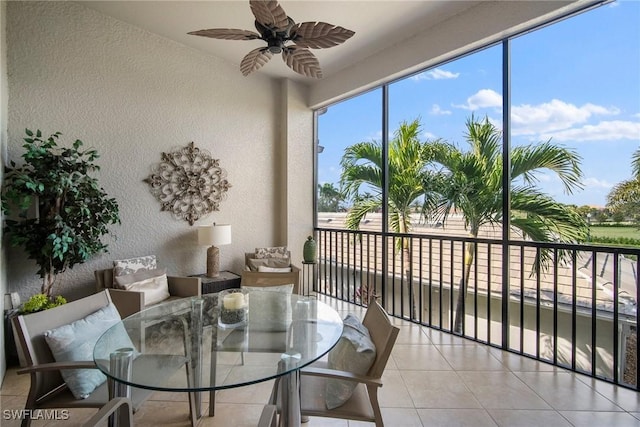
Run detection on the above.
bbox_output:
[79,1,482,83]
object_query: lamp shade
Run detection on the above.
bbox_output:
[198,223,232,246]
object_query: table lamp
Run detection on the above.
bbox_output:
[198,223,232,278]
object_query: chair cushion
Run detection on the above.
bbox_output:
[325,314,377,409]
[44,303,135,399]
[246,257,291,272]
[257,265,292,273]
[255,246,289,259]
[244,285,293,331]
[115,268,170,306]
[113,255,157,276]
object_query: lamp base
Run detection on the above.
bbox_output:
[206,246,220,278]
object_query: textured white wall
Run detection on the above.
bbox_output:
[5,1,313,301]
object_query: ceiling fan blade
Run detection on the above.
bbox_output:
[188,28,260,40]
[282,47,323,79]
[292,22,355,49]
[250,0,289,30]
[240,48,274,76]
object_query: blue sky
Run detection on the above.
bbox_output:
[318,0,640,208]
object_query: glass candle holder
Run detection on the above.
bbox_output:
[218,289,249,329]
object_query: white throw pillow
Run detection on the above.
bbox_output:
[325,314,377,409]
[257,265,292,273]
[119,273,170,306]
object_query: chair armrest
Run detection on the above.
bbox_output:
[17,360,98,375]
[300,367,383,388]
[107,289,144,318]
[168,276,201,297]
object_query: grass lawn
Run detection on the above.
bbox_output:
[590,225,640,240]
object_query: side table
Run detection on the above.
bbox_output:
[190,271,241,294]
[301,261,317,296]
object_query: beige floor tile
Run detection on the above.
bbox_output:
[215,378,275,404]
[185,403,265,427]
[349,408,423,426]
[401,371,482,409]
[436,345,506,372]
[423,329,482,346]
[487,349,559,372]
[378,369,414,408]
[0,369,30,396]
[392,344,452,371]
[395,325,433,345]
[487,409,572,427]
[514,371,623,411]
[559,410,640,427]
[417,408,498,427]
[574,374,640,412]
[457,371,551,410]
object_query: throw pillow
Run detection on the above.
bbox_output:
[44,303,135,399]
[254,247,288,259]
[246,257,291,272]
[113,255,157,277]
[325,314,377,409]
[118,273,170,307]
[257,265,292,273]
[243,285,294,331]
[114,267,167,289]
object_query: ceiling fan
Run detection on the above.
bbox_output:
[188,0,355,79]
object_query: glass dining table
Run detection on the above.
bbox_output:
[93,291,344,427]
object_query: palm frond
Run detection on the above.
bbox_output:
[511,141,583,194]
[345,198,381,230]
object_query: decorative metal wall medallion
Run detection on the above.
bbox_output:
[144,142,231,225]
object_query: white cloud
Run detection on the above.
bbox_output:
[411,68,460,81]
[539,120,640,142]
[583,177,614,190]
[454,89,502,110]
[511,99,620,136]
[422,131,437,139]
[429,104,451,115]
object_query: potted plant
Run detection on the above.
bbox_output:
[2,129,120,304]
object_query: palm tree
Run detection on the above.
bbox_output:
[606,148,640,223]
[340,118,437,313]
[317,182,344,212]
[425,116,588,333]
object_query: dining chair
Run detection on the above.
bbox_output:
[82,397,132,427]
[295,297,399,427]
[11,290,155,427]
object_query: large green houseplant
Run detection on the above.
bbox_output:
[2,129,120,301]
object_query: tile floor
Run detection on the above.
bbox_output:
[2,295,640,426]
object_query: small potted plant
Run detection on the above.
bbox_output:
[2,129,121,305]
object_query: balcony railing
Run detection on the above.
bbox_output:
[313,225,640,391]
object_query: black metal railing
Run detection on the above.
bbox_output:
[314,226,640,390]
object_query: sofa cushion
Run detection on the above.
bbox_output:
[246,257,291,272]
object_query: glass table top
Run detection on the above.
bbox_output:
[93,292,344,392]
